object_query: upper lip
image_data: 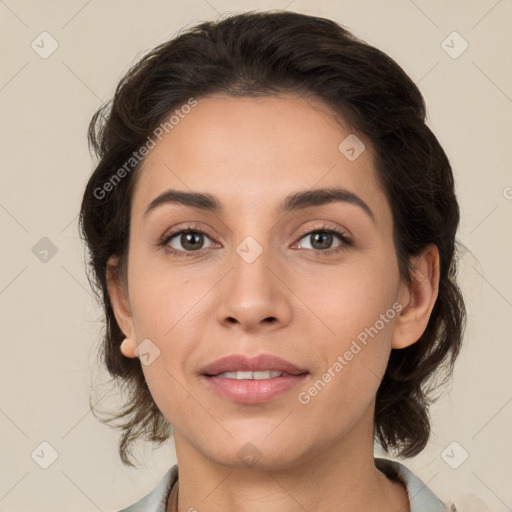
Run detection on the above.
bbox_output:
[200,354,308,376]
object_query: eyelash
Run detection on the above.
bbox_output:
[157,222,352,258]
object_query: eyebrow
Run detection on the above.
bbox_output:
[144,186,375,223]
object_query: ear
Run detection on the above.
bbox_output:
[392,243,440,349]
[106,255,138,358]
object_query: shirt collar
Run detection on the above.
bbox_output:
[375,457,449,511]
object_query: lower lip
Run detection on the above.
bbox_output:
[201,374,309,404]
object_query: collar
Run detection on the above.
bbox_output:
[374,457,450,511]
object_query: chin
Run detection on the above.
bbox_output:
[197,434,306,472]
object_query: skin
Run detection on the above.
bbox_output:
[107,92,440,512]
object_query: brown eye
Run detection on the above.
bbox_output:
[300,231,340,251]
[296,225,351,253]
[167,230,214,252]
[159,226,216,257]
[173,231,207,251]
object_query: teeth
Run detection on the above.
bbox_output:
[216,370,284,380]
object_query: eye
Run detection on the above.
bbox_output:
[157,222,352,258]
[158,224,216,257]
[295,224,352,253]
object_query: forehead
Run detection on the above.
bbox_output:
[131,93,389,221]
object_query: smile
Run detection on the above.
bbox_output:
[199,353,309,404]
[215,370,284,379]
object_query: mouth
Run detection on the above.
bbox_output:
[200,354,309,404]
[214,370,287,379]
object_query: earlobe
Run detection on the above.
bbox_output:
[120,338,138,358]
[106,255,137,349]
[391,244,440,349]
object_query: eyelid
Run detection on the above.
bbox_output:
[158,221,212,244]
[292,222,352,251]
[295,221,350,241]
[157,222,219,256]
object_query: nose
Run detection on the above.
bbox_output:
[215,241,293,333]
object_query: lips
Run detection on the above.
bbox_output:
[200,354,309,404]
[200,354,308,377]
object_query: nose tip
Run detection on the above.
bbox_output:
[218,259,292,332]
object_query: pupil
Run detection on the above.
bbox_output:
[312,232,332,250]
[183,232,203,250]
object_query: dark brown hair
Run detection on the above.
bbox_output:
[79,10,466,467]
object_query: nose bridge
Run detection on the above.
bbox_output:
[215,224,292,331]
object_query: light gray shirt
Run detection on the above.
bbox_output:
[117,457,455,511]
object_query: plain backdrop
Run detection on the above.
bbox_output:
[1,1,511,511]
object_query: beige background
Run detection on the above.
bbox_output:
[1,0,511,511]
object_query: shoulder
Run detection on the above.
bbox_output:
[116,465,178,512]
[375,457,457,512]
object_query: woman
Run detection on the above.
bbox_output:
[79,10,464,512]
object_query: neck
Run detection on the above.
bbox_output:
[169,415,409,512]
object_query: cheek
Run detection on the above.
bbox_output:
[126,254,205,393]
[128,249,201,340]
[129,267,205,426]
[301,252,399,397]
[299,248,399,344]
[297,304,397,434]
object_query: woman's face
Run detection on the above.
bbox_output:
[112,92,410,469]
